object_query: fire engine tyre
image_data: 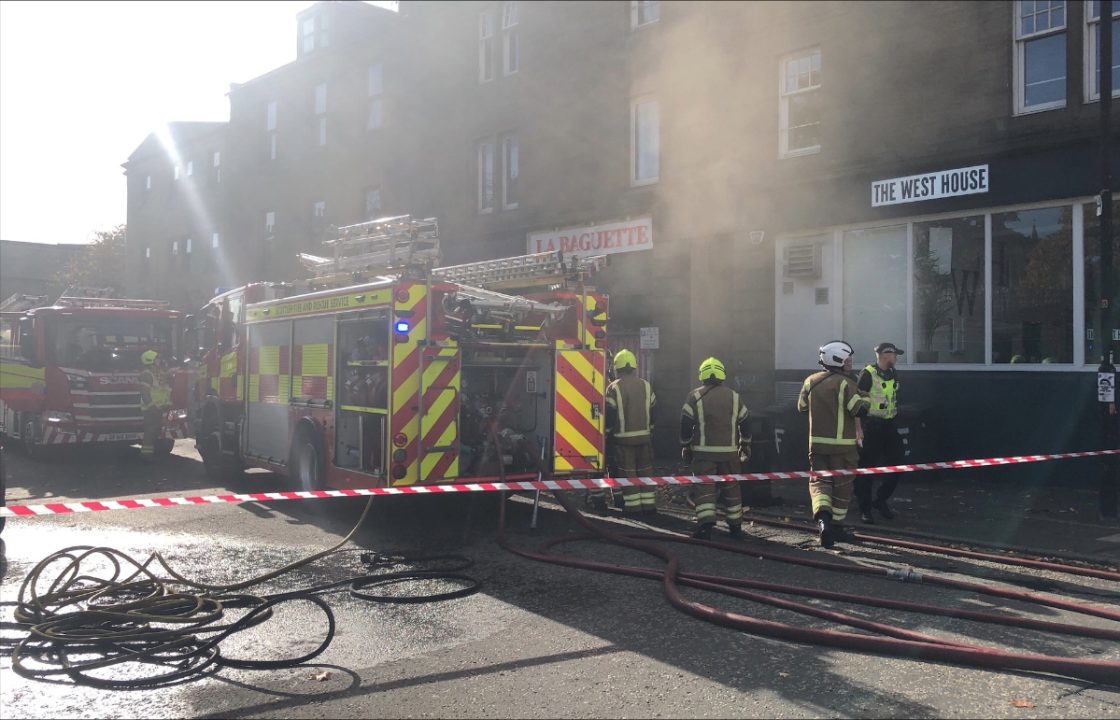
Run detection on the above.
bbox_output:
[154,439,175,457]
[292,426,325,492]
[199,411,243,486]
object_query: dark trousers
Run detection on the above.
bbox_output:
[855,418,905,510]
[1102,408,1119,518]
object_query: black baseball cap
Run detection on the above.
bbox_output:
[874,342,904,355]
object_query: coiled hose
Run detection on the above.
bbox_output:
[492,434,1120,686]
[0,496,480,688]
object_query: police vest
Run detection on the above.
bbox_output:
[864,364,898,420]
[140,369,172,410]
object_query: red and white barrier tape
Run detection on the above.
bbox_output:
[3,448,1119,519]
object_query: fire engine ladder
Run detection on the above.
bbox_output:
[0,293,49,313]
[298,215,441,284]
[432,251,608,291]
[55,294,171,310]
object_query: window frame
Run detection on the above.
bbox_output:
[265,211,276,237]
[778,47,822,159]
[501,131,519,210]
[502,1,519,76]
[1085,0,1120,102]
[1013,0,1068,115]
[630,0,660,29]
[367,62,384,130]
[365,186,382,220]
[211,232,220,250]
[630,95,660,187]
[477,137,496,214]
[479,9,495,83]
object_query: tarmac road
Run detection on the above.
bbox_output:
[1,440,1118,719]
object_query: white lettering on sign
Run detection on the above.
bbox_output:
[871,165,989,207]
[640,326,660,350]
[528,217,653,259]
[1099,372,1116,403]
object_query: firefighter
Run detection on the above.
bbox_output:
[855,342,906,524]
[797,340,870,548]
[605,349,657,516]
[138,349,172,459]
[680,357,751,540]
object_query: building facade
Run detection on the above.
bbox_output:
[123,0,1119,465]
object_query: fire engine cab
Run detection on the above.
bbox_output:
[193,215,610,489]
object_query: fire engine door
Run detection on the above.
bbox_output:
[419,346,461,482]
[552,349,605,473]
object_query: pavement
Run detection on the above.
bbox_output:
[1,440,1118,719]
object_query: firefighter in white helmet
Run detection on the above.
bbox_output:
[797,340,870,547]
[680,356,751,540]
[605,349,657,515]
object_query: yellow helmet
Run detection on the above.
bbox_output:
[141,350,159,365]
[613,349,637,371]
[698,356,725,382]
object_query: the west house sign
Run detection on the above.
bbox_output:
[871,165,989,207]
[528,216,653,258]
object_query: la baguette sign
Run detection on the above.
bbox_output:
[528,217,653,258]
[871,164,989,207]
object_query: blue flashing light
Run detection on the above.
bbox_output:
[394,320,411,334]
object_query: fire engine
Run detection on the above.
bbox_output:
[191,215,610,489]
[0,290,190,457]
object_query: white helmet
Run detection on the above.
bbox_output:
[818,340,854,369]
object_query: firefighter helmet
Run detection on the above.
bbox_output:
[818,340,854,369]
[141,350,159,365]
[613,349,638,371]
[698,356,726,382]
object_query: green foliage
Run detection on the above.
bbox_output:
[54,224,129,296]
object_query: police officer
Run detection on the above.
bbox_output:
[797,341,870,548]
[139,350,172,459]
[605,349,657,516]
[855,342,906,524]
[680,357,751,540]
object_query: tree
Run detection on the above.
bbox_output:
[54,224,129,297]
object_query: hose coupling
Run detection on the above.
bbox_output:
[886,566,923,583]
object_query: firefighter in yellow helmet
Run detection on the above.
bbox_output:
[605,349,657,516]
[138,349,172,459]
[797,340,871,547]
[680,357,751,539]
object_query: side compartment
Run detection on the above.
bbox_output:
[552,349,606,474]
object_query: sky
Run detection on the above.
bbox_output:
[0,1,391,246]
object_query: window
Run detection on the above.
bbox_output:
[1015,1,1067,113]
[477,138,495,213]
[992,206,1073,363]
[313,200,326,218]
[144,246,151,260]
[631,97,659,185]
[265,211,276,236]
[1087,0,1120,101]
[212,151,221,184]
[270,133,278,161]
[211,232,220,249]
[315,83,327,146]
[174,165,181,181]
[367,63,384,129]
[302,16,316,54]
[145,175,151,191]
[319,117,327,146]
[213,151,221,167]
[631,0,660,28]
[501,132,519,209]
[186,237,192,254]
[502,2,519,75]
[779,48,821,157]
[172,240,179,256]
[266,101,277,131]
[479,9,495,83]
[365,187,382,220]
[913,216,986,364]
[185,160,193,177]
[843,226,908,364]
[1082,197,1120,361]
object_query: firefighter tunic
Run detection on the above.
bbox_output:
[605,372,657,513]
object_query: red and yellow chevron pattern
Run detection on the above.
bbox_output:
[553,349,605,474]
[419,344,460,482]
[390,283,428,485]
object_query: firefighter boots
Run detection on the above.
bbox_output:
[692,522,714,540]
[727,524,743,539]
[815,511,834,548]
[873,498,895,520]
[860,507,875,524]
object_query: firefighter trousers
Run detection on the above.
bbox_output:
[616,441,656,513]
[692,457,742,528]
[809,449,857,522]
[141,406,163,457]
[855,419,905,511]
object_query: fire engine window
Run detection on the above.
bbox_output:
[0,318,17,359]
[338,315,389,411]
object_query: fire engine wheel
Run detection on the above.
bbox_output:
[154,439,175,457]
[21,416,42,459]
[292,428,325,492]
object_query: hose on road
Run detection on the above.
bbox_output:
[0,497,480,689]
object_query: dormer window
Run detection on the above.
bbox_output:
[300,12,330,56]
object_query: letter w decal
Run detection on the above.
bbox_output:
[952,270,980,316]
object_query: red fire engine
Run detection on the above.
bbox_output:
[191,215,609,489]
[0,291,190,457]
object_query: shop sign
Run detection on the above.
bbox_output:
[871,164,989,207]
[528,217,653,258]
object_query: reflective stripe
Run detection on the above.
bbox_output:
[834,382,847,443]
[864,364,898,419]
[726,503,743,520]
[696,396,707,447]
[614,380,653,439]
[681,402,695,418]
[811,435,857,446]
[695,502,717,520]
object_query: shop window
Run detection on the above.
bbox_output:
[1087,0,1120,101]
[842,225,907,365]
[991,206,1073,363]
[1014,0,1067,113]
[913,216,986,364]
[779,48,821,157]
[1083,197,1120,362]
